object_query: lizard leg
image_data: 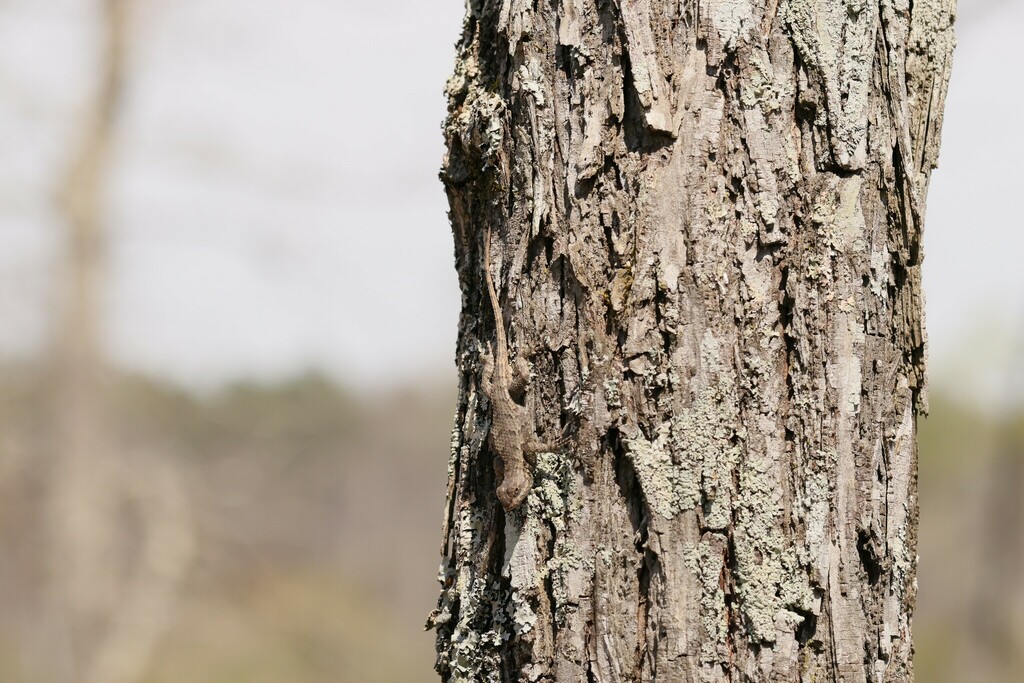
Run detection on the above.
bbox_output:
[508,354,531,401]
[525,432,570,462]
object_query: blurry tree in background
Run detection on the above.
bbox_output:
[432,1,954,681]
[49,2,193,682]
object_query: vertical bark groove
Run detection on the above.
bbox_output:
[429,1,955,681]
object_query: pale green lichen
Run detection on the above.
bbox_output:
[709,0,754,54]
[433,504,514,681]
[782,0,875,168]
[733,452,815,643]
[625,420,697,518]
[507,454,573,575]
[687,373,741,529]
[804,175,867,287]
[733,456,785,641]
[528,450,580,526]
[504,514,541,636]
[684,537,729,664]
[434,573,509,679]
[527,450,590,626]
[505,451,575,635]
[440,574,511,682]
[434,450,583,677]
[509,589,537,635]
[448,424,461,479]
[796,463,832,581]
[546,541,591,627]
[740,50,782,115]
[832,176,868,252]
[625,333,740,522]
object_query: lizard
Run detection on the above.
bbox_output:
[480,223,546,512]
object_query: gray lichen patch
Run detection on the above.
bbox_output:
[733,457,786,642]
[739,49,784,115]
[430,503,512,680]
[689,335,742,529]
[707,0,756,56]
[545,542,591,627]
[503,449,581,638]
[797,463,832,582]
[433,447,586,680]
[433,510,513,680]
[809,174,867,260]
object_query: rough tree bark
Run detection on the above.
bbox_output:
[430,0,954,681]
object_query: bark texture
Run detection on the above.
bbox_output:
[430,0,954,680]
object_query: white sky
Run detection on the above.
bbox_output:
[0,0,1020,397]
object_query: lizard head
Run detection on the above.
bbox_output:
[497,470,533,512]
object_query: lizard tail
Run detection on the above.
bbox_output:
[483,224,508,365]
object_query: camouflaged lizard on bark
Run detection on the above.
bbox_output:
[480,225,553,512]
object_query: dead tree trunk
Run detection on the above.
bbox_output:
[430,1,954,681]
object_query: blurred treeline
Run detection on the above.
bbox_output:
[0,365,452,683]
[917,390,1024,681]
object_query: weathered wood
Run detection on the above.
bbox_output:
[430,0,955,680]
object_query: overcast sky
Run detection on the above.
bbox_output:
[0,0,1020,399]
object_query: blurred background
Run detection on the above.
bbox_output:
[0,0,1019,681]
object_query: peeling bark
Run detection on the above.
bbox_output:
[430,0,954,680]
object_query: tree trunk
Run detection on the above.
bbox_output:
[430,1,954,681]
